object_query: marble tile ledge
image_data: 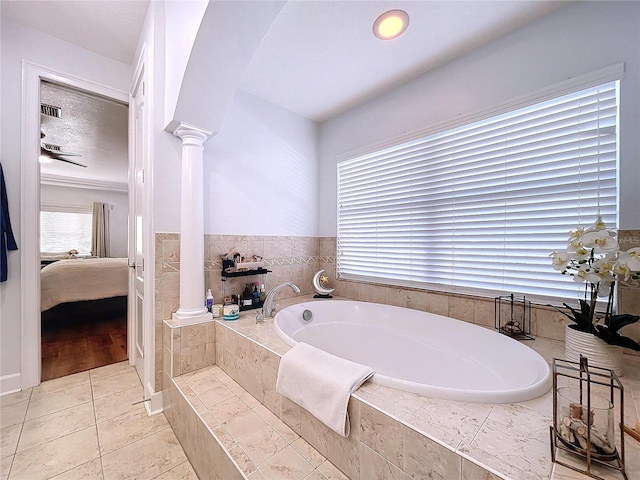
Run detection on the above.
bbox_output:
[213,294,640,480]
[170,366,349,480]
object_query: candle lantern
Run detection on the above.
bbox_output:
[550,356,627,480]
[494,293,533,340]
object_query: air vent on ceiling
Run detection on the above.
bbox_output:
[41,103,62,118]
[43,143,62,152]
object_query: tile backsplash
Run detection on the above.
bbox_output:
[154,234,331,392]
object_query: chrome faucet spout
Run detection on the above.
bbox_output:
[264,282,300,318]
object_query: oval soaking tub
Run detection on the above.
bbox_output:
[274,300,551,403]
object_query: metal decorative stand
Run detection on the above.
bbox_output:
[550,356,627,480]
[494,293,533,340]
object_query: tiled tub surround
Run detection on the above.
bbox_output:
[155,233,335,392]
[163,295,640,480]
[155,233,640,386]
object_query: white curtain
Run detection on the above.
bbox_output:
[91,202,110,258]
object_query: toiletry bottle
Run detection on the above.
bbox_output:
[252,282,260,305]
[242,284,253,307]
[206,289,213,312]
[260,284,266,302]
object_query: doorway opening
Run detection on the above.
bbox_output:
[38,79,130,381]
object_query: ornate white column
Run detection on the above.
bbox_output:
[172,122,213,326]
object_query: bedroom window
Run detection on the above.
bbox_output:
[337,80,619,303]
[40,204,93,255]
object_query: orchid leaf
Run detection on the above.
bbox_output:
[607,314,640,333]
[579,299,593,318]
[594,325,640,351]
[550,302,596,333]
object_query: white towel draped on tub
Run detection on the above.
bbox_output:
[276,342,374,437]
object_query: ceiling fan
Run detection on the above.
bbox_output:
[40,132,87,168]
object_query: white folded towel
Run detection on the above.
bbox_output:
[276,342,374,437]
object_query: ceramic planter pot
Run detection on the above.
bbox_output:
[565,324,624,376]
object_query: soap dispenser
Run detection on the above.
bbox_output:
[206,289,214,312]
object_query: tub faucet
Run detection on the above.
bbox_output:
[264,282,300,318]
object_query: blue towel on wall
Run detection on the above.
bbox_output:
[1,162,18,282]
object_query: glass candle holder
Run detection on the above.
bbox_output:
[555,387,616,461]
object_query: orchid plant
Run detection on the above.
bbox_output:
[550,216,640,351]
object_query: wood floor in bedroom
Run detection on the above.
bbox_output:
[41,300,128,382]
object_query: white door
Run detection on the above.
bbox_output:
[129,69,146,379]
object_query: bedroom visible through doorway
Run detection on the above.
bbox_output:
[39,80,130,381]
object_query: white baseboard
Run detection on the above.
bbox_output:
[0,373,22,396]
[144,384,163,415]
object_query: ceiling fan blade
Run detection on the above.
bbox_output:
[54,156,88,168]
[41,146,82,157]
[40,147,87,167]
[54,151,82,157]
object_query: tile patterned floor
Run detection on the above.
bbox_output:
[0,362,197,480]
[174,366,350,480]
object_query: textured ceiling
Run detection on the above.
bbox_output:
[40,81,129,185]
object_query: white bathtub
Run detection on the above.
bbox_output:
[274,300,551,403]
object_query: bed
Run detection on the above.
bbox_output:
[40,257,128,312]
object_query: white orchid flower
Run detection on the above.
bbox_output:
[551,217,636,303]
[613,262,630,279]
[550,250,571,271]
[572,267,601,284]
[584,215,608,233]
[591,255,616,275]
[617,247,640,272]
[568,236,585,250]
[579,230,619,252]
[567,226,585,242]
[570,246,590,260]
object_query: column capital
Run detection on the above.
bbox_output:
[172,121,214,144]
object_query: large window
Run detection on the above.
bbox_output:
[40,204,92,255]
[337,81,619,303]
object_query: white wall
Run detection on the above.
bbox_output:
[0,18,132,392]
[203,90,319,236]
[136,0,185,235]
[163,0,208,129]
[318,1,640,235]
[40,185,129,258]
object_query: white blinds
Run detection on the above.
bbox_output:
[337,81,619,302]
[40,208,93,255]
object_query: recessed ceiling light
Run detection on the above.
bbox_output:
[373,9,409,40]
